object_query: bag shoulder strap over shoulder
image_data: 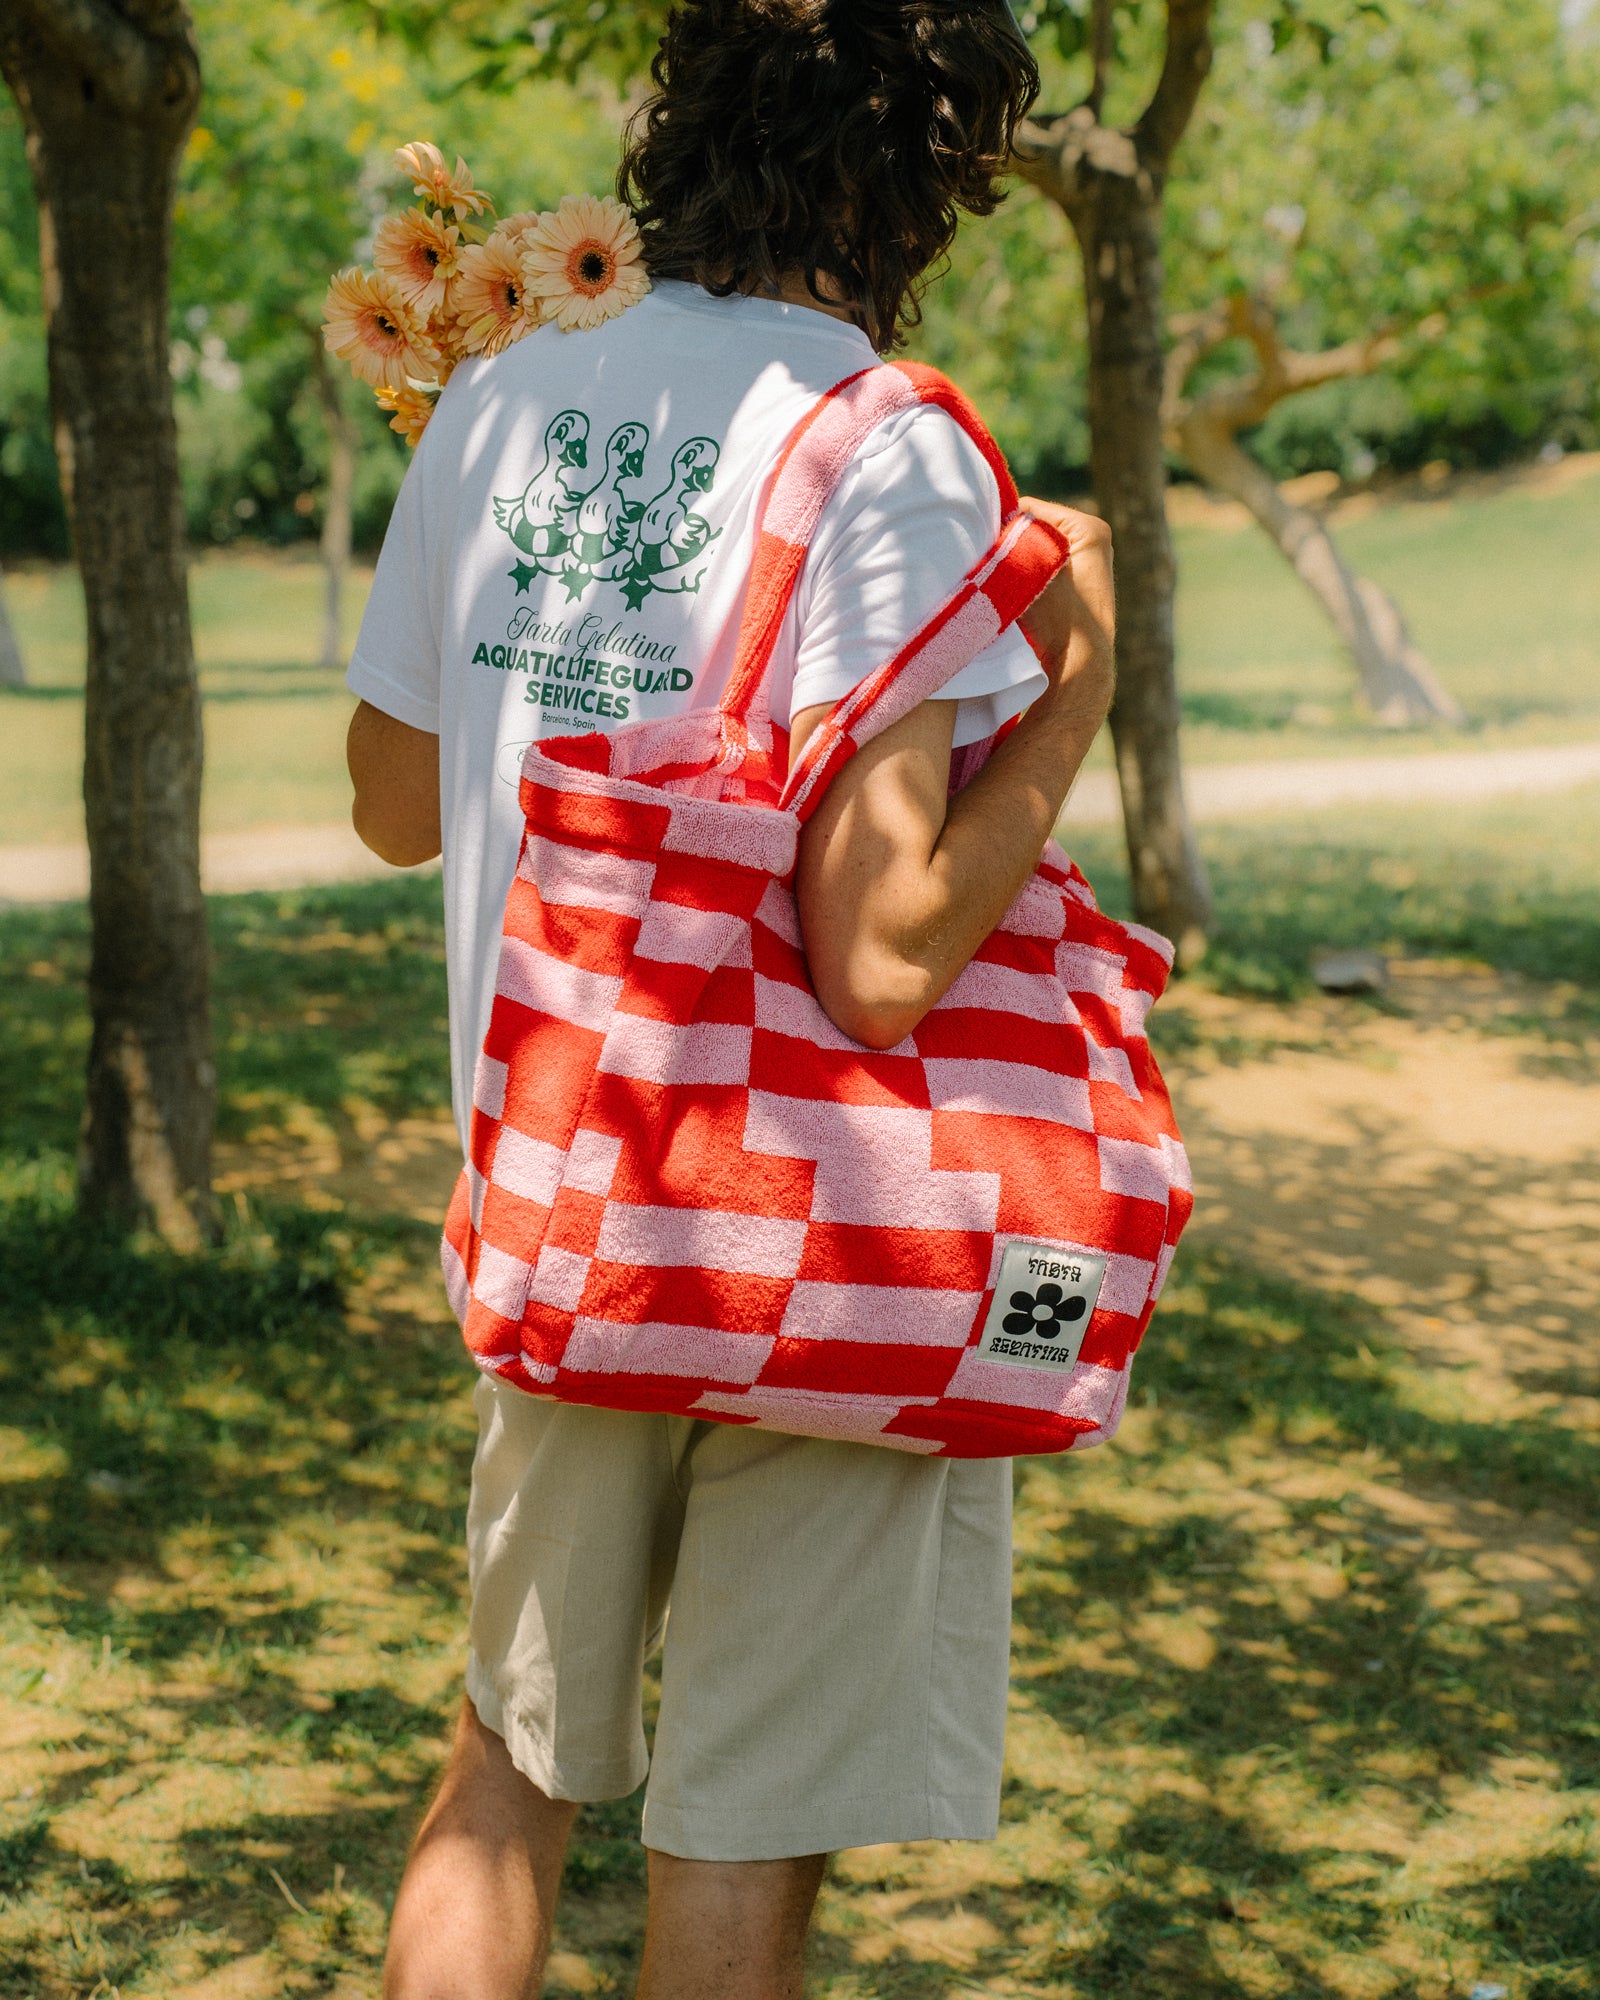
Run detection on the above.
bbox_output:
[717,361,1025,737]
[717,359,1066,822]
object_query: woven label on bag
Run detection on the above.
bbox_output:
[974,1240,1108,1372]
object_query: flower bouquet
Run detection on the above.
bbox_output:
[323,142,650,446]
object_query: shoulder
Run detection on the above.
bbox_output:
[817,395,1005,548]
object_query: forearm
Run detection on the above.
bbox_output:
[794,497,1116,1050]
[347,700,443,866]
[923,680,1107,964]
[802,679,1108,1050]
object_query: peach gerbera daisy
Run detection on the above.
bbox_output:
[495,209,543,252]
[373,206,461,317]
[452,231,544,358]
[394,141,493,219]
[520,194,650,333]
[377,384,437,448]
[322,267,437,392]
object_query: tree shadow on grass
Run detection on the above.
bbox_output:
[5,886,1597,1997]
[811,1250,1600,1996]
[0,879,450,1169]
[1481,1851,1600,1970]
[0,1174,481,1994]
[0,1175,468,1596]
[1015,1252,1600,1792]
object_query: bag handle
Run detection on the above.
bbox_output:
[706,355,1069,818]
[711,366,912,764]
[711,361,1063,780]
[777,505,1068,822]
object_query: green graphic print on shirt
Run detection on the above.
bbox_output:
[491,410,721,613]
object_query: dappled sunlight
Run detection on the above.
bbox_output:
[1164,966,1600,1396]
[795,1248,1598,1997]
[2,883,1597,1996]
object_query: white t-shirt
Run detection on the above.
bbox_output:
[348,281,1045,1148]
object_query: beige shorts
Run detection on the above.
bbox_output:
[463,1376,1014,1861]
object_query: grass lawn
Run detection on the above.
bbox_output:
[1,791,1597,1996]
[2,459,1598,846]
[1168,459,1600,763]
[1072,787,1600,1009]
[0,556,369,847]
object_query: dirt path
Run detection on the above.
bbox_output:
[0,822,435,905]
[1162,965,1598,1408]
[222,962,1598,1429]
[1062,738,1600,825]
[4,743,1599,903]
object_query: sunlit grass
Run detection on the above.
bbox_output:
[3,464,1598,846]
[2,847,1597,1994]
[1171,462,1600,761]
[1069,786,1600,1002]
[0,554,369,844]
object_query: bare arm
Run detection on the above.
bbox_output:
[792,499,1115,1051]
[347,700,442,866]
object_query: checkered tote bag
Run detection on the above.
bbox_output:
[442,360,1193,1457]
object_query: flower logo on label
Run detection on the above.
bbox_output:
[1002,1284,1089,1341]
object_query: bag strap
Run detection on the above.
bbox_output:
[711,356,1068,800]
[716,361,1027,736]
[778,505,1067,822]
[711,365,917,772]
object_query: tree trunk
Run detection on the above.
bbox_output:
[0,560,24,688]
[1176,414,1464,725]
[313,337,355,672]
[1,5,213,1247]
[1072,181,1212,962]
[1014,0,1218,962]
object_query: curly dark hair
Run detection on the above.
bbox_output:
[617,1,1039,352]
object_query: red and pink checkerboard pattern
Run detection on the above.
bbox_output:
[440,362,1193,1457]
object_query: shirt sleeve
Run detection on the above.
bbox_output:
[345,422,444,734]
[783,403,1046,748]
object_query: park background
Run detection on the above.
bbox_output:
[1,0,1598,1994]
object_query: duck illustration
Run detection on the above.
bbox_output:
[618,437,721,611]
[491,410,589,563]
[569,421,651,573]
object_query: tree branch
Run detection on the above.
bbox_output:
[1162,298,1234,427]
[1134,0,1216,175]
[1087,0,1114,120]
[1011,107,1139,217]
[1166,290,1431,440]
[3,0,165,114]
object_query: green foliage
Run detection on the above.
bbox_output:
[913,0,1600,486]
[0,104,67,558]
[910,192,1091,488]
[1166,0,1600,471]
[3,0,1598,549]
[342,0,670,90]
[0,0,635,555]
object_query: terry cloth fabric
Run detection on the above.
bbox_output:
[463,1376,1014,1860]
[441,358,1193,1459]
[346,281,1045,1149]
